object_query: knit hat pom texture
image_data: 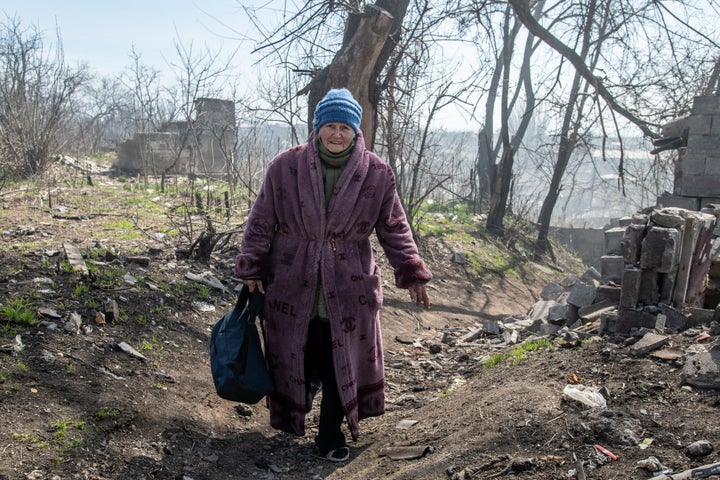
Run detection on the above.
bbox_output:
[313,88,363,134]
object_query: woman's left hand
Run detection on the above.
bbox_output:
[408,283,430,309]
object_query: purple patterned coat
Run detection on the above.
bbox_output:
[234,131,432,440]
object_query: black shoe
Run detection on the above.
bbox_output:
[322,446,350,463]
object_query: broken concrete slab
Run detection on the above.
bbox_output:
[629,332,670,356]
[681,344,720,389]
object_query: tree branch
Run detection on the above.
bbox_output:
[508,0,659,139]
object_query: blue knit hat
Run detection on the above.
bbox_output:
[313,88,362,134]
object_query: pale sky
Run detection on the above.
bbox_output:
[1,1,268,78]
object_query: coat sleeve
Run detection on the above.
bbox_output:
[234,162,279,280]
[373,166,432,289]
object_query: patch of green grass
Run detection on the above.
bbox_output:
[94,407,121,420]
[102,219,143,239]
[50,418,87,452]
[137,336,162,353]
[0,297,39,326]
[484,339,553,369]
[195,284,212,300]
[72,283,89,300]
[86,262,126,289]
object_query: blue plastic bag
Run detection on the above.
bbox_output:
[210,285,273,403]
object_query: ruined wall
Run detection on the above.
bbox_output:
[114,98,235,176]
[599,96,720,328]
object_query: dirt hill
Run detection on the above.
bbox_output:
[1,160,719,480]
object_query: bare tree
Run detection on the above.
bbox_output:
[0,16,87,178]
[250,0,411,148]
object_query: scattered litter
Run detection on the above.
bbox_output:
[594,444,618,460]
[562,384,607,409]
[192,301,216,312]
[639,438,654,450]
[64,312,83,334]
[636,456,668,474]
[0,335,24,353]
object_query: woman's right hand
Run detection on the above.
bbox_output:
[243,279,265,294]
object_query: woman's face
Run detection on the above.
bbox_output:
[318,122,355,153]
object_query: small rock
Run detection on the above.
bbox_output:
[687,440,713,457]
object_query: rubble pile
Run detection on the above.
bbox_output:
[602,206,718,334]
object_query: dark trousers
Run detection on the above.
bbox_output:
[305,319,346,453]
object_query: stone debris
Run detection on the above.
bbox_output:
[117,341,147,362]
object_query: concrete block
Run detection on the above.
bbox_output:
[640,226,681,273]
[686,306,716,326]
[604,309,658,334]
[638,269,660,305]
[622,224,646,265]
[656,194,700,211]
[580,267,601,283]
[687,114,713,136]
[661,306,690,331]
[618,216,633,227]
[540,281,565,301]
[528,300,557,322]
[679,174,720,197]
[687,133,720,153]
[681,152,707,175]
[631,214,650,225]
[547,304,569,325]
[601,255,624,284]
[659,271,677,304]
[620,267,642,309]
[595,285,621,304]
[691,95,720,115]
[661,115,690,137]
[706,156,720,175]
[604,227,626,255]
[567,281,599,308]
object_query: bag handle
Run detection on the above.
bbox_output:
[235,284,265,324]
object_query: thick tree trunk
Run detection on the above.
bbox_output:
[307,2,409,149]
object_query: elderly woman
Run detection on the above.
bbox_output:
[234,88,432,462]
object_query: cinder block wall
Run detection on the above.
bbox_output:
[674,96,720,204]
